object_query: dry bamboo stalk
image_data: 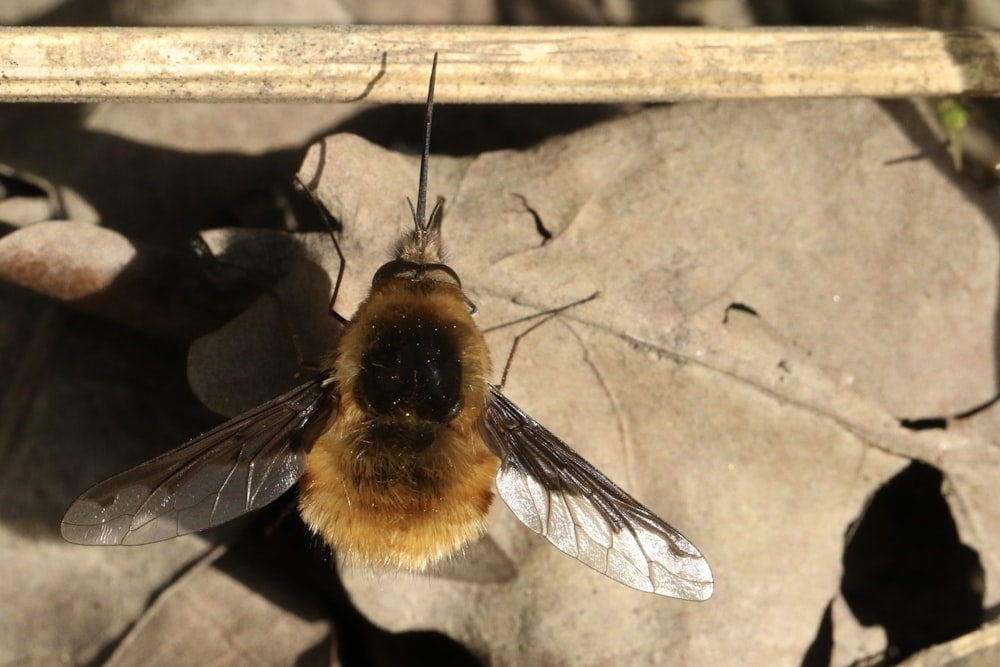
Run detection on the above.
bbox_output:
[1,25,999,103]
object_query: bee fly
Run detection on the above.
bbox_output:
[61,55,714,601]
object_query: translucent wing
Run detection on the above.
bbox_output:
[480,386,713,600]
[61,374,337,546]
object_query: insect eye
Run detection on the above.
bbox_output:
[372,260,462,288]
[419,263,462,287]
[372,259,420,284]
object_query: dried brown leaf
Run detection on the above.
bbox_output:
[187,97,1000,665]
[0,221,262,341]
[104,546,334,667]
[5,17,997,658]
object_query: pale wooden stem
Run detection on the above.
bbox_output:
[1,25,999,103]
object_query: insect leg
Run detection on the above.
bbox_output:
[293,173,348,326]
[484,292,600,390]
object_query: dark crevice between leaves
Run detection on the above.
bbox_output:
[840,461,984,664]
[0,164,66,231]
[511,193,552,246]
[0,171,49,200]
[799,599,834,667]
[722,302,758,324]
[897,416,948,431]
[896,391,1000,431]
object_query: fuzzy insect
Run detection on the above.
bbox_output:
[61,55,713,601]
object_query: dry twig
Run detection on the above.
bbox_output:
[1,25,999,103]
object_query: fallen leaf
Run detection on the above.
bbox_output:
[103,543,335,667]
[5,10,1000,663]
[187,97,1000,665]
[0,220,271,341]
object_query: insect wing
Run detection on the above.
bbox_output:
[480,387,713,600]
[61,374,337,546]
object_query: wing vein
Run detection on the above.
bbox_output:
[61,373,337,546]
[480,386,713,600]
